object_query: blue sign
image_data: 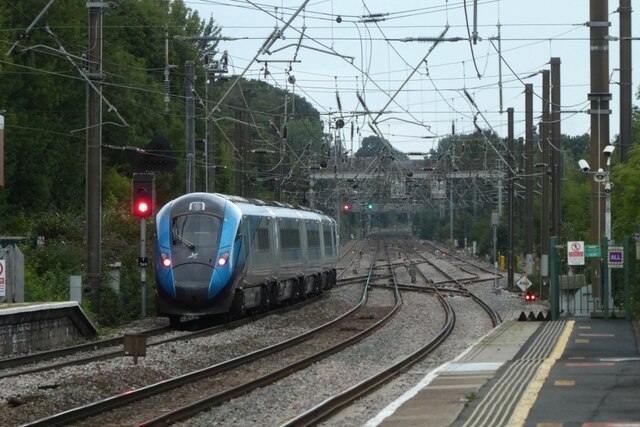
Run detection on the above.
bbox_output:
[608,246,624,269]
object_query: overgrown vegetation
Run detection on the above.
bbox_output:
[0,0,326,325]
[1,1,639,323]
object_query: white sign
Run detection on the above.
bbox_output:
[567,241,585,266]
[516,275,532,291]
[0,260,5,298]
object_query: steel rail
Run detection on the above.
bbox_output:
[134,240,402,426]
[23,247,380,427]
[281,240,455,426]
[1,297,322,379]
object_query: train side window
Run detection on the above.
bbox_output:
[247,215,270,252]
[279,218,301,261]
[307,220,321,260]
[323,226,334,257]
[256,227,270,251]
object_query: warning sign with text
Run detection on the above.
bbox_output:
[567,241,585,266]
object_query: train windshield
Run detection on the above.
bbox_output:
[172,214,221,249]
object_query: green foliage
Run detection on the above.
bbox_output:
[611,144,640,237]
[561,167,591,242]
[355,135,408,161]
[0,1,330,327]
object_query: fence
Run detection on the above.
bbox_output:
[549,235,636,320]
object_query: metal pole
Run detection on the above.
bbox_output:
[140,218,146,318]
[623,235,631,319]
[507,108,514,291]
[619,0,632,163]
[588,0,610,299]
[550,57,562,237]
[206,66,216,192]
[493,225,498,291]
[550,236,560,320]
[86,2,104,314]
[525,84,534,276]
[491,212,499,292]
[540,70,551,294]
[605,168,611,318]
[472,0,478,44]
[449,177,454,243]
[185,61,195,193]
[0,114,4,186]
[602,236,609,318]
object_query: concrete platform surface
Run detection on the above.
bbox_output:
[369,318,640,427]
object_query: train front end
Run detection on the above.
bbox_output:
[155,193,243,321]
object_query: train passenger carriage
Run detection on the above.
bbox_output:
[155,192,338,326]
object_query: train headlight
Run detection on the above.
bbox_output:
[160,253,172,268]
[217,252,229,267]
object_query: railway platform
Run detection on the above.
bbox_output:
[370,317,640,427]
[0,302,96,357]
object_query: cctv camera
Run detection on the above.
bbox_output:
[594,168,606,182]
[604,182,612,193]
[603,145,615,157]
[578,159,590,172]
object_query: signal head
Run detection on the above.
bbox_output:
[132,173,155,218]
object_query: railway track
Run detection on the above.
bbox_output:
[3,234,510,426]
[0,298,324,380]
[0,324,170,372]
[19,240,400,426]
[2,243,369,378]
[282,237,502,425]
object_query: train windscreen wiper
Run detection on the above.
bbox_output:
[172,228,195,250]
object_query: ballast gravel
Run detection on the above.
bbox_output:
[0,240,548,427]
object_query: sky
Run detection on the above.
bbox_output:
[184,0,639,156]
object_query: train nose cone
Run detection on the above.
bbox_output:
[172,264,214,307]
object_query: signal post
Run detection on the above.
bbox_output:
[132,173,155,318]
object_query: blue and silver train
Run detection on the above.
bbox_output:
[155,193,338,326]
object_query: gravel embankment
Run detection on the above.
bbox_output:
[0,241,548,427]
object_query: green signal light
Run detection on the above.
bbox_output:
[367,203,373,209]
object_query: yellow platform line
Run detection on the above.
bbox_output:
[507,320,575,427]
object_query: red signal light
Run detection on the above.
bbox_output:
[342,203,350,212]
[132,173,154,218]
[135,200,150,215]
[524,292,537,302]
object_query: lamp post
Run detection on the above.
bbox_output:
[579,144,615,316]
[603,150,613,318]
